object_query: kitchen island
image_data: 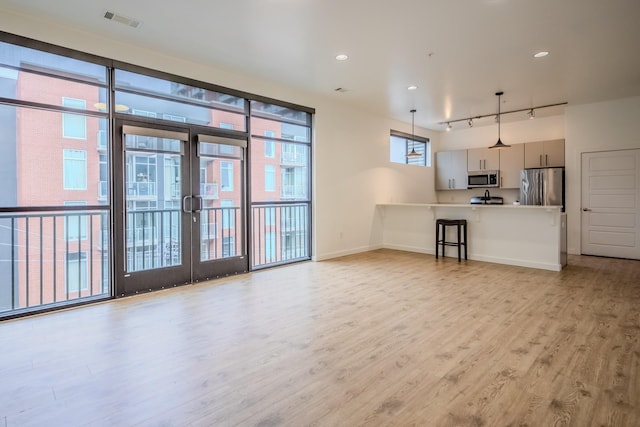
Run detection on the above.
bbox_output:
[377,203,567,271]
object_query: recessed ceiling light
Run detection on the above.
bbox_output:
[407,85,418,91]
[335,54,349,61]
[533,51,549,58]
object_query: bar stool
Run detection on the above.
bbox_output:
[435,219,467,261]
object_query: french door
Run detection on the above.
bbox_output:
[113,119,248,296]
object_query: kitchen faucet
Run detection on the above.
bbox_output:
[484,189,491,204]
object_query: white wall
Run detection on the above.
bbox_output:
[564,96,640,254]
[0,9,439,261]
[313,102,438,259]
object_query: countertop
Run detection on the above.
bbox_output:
[378,203,563,210]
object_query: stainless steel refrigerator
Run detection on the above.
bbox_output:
[519,167,565,209]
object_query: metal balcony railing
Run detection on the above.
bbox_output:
[0,207,110,317]
[280,184,307,199]
[251,202,310,268]
[280,149,307,165]
[126,182,157,198]
[201,183,219,199]
[125,209,181,271]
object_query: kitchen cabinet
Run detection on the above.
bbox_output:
[467,147,499,171]
[499,143,525,188]
[524,139,565,168]
[436,150,468,190]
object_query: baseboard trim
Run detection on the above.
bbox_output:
[314,244,383,261]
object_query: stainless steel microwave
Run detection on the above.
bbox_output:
[467,170,499,188]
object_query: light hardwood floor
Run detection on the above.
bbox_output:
[1,249,639,426]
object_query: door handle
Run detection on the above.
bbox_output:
[539,154,543,166]
[479,160,482,170]
[452,178,455,188]
[545,154,549,166]
[582,208,592,212]
[182,195,192,213]
[193,195,203,213]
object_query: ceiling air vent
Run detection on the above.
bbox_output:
[103,10,142,29]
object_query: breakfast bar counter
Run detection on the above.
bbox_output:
[377,203,567,271]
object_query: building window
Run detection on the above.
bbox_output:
[64,201,88,241]
[62,97,87,140]
[66,251,89,292]
[63,149,87,190]
[265,165,276,192]
[220,161,233,191]
[99,153,108,202]
[264,130,275,158]
[221,199,234,229]
[389,131,430,166]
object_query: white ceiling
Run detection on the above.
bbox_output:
[1,0,639,130]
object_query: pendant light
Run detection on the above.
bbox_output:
[489,91,511,149]
[406,109,421,158]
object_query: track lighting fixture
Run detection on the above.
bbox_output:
[438,100,566,128]
[468,119,473,127]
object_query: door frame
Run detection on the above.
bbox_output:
[113,118,249,296]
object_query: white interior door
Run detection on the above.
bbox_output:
[581,149,640,259]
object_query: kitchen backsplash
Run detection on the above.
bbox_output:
[436,188,520,205]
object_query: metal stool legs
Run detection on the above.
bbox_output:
[435,219,467,261]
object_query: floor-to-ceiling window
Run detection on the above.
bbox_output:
[0,33,314,318]
[0,40,111,316]
[250,102,312,268]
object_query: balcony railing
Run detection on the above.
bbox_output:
[201,183,219,199]
[281,184,307,200]
[251,202,310,269]
[125,209,181,271]
[280,150,307,165]
[127,182,157,198]
[0,207,110,317]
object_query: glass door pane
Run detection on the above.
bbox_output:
[114,121,191,296]
[193,137,248,281]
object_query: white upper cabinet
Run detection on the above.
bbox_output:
[436,150,468,190]
[524,139,565,168]
[499,144,525,188]
[467,147,499,171]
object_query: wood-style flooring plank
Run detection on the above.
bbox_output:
[1,250,639,426]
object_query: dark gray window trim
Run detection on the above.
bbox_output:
[0,30,315,115]
[390,129,429,144]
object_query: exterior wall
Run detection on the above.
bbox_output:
[14,72,105,307]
